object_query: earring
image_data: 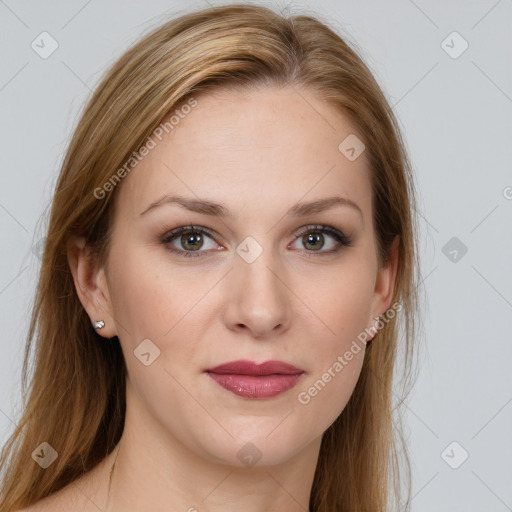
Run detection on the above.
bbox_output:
[93,320,105,330]
[366,315,382,346]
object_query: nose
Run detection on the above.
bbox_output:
[222,248,291,339]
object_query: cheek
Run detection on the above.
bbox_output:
[294,350,364,440]
[293,290,369,439]
[106,247,212,419]
[106,244,221,388]
[290,258,374,430]
[299,256,375,343]
[107,244,205,341]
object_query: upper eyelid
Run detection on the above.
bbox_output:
[162,224,349,247]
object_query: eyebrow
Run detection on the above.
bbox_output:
[139,194,363,221]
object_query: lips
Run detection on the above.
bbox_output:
[205,360,305,399]
[206,359,304,376]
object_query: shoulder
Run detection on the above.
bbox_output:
[13,486,76,512]
[13,475,102,512]
[13,450,115,512]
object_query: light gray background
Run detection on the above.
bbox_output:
[1,1,511,511]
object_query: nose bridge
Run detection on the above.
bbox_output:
[238,247,279,295]
[227,237,289,335]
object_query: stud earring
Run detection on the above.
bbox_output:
[366,315,382,346]
[93,320,105,330]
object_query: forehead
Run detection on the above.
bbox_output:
[113,86,371,223]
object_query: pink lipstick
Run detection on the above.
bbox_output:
[205,360,305,399]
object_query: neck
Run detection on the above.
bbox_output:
[101,378,320,511]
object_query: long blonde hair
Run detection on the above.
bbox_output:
[0,4,422,511]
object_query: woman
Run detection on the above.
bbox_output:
[1,4,422,511]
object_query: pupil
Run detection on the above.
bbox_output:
[304,232,323,251]
[183,232,202,250]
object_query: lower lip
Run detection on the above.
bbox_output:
[206,373,304,399]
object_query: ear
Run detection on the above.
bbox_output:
[67,236,117,339]
[369,235,400,335]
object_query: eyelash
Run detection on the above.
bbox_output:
[160,224,352,259]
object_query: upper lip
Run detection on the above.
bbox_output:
[206,360,304,376]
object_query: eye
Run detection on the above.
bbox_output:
[160,224,352,259]
[289,225,353,256]
[161,225,221,258]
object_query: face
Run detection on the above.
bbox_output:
[74,86,396,468]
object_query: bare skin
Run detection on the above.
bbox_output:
[21,86,397,511]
